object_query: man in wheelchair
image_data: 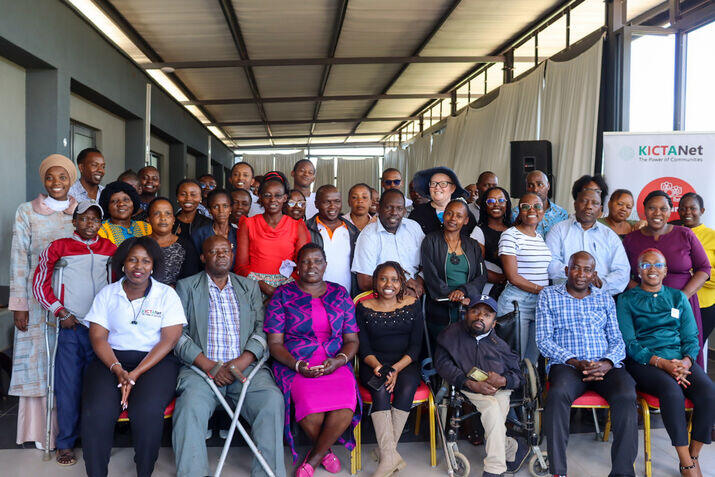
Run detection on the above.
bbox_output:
[536,251,638,477]
[434,294,529,477]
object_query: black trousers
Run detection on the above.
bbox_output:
[544,365,638,477]
[359,361,421,412]
[81,350,179,477]
[701,305,715,347]
[626,359,715,446]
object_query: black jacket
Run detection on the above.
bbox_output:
[305,215,360,296]
[421,231,486,326]
[408,201,477,237]
[434,322,523,391]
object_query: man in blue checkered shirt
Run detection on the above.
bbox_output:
[536,251,638,477]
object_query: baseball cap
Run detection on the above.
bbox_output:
[466,294,498,313]
[74,200,103,217]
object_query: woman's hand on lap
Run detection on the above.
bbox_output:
[385,370,399,393]
[321,358,342,375]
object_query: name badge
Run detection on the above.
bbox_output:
[671,308,680,319]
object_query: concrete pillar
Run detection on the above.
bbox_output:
[125,119,145,172]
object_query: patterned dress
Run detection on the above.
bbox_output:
[264,281,361,462]
[9,195,76,446]
[97,219,151,245]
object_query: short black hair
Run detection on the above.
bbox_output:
[112,236,164,279]
[372,261,407,302]
[476,171,496,184]
[379,188,405,207]
[259,171,289,196]
[297,242,326,262]
[118,169,140,183]
[643,190,673,209]
[287,188,306,200]
[147,196,173,215]
[138,165,158,176]
[231,188,252,203]
[175,178,201,197]
[198,173,216,182]
[381,168,401,179]
[77,147,102,165]
[348,183,371,197]
[571,174,608,203]
[477,186,512,228]
[680,192,704,210]
[292,159,314,173]
[231,161,255,176]
[207,188,232,205]
[609,188,633,203]
[98,181,142,219]
[315,184,338,202]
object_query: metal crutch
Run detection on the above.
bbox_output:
[43,258,68,460]
[190,352,276,477]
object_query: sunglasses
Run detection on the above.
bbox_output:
[485,198,507,205]
[383,179,401,186]
[639,263,666,270]
[287,200,306,208]
[200,183,216,190]
[519,203,544,211]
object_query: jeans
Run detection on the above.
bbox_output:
[497,284,539,364]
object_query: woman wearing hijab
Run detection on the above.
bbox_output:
[97,181,151,245]
[408,166,477,236]
[9,154,78,450]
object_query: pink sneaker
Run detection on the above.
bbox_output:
[295,454,314,477]
[321,450,341,473]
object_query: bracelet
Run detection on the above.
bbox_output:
[59,313,72,322]
[654,357,661,369]
[109,361,121,372]
[294,360,305,372]
[337,353,349,365]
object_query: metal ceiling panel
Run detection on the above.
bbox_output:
[205,104,262,122]
[253,66,324,97]
[310,136,348,144]
[356,121,403,133]
[386,62,475,95]
[322,64,405,96]
[225,125,269,137]
[368,98,435,118]
[317,100,375,119]
[263,102,316,120]
[265,124,312,135]
[236,139,273,146]
[232,0,338,58]
[312,123,356,134]
[175,68,254,99]
[109,0,239,61]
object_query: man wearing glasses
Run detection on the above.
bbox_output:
[545,189,630,295]
[197,174,217,218]
[381,168,412,212]
[511,170,567,237]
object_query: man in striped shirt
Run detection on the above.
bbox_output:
[536,251,638,477]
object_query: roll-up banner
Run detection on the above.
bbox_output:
[603,131,715,225]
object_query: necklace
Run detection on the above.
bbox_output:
[446,237,462,265]
[130,295,148,325]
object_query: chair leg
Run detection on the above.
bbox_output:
[591,407,602,439]
[414,403,422,436]
[687,410,693,445]
[639,398,652,477]
[351,421,359,474]
[429,393,436,467]
[603,409,611,442]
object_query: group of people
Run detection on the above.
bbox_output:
[7,148,714,477]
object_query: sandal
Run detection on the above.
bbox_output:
[56,449,77,466]
[679,462,696,475]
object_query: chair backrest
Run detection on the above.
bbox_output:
[353,290,376,305]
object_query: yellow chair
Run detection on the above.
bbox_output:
[349,291,437,474]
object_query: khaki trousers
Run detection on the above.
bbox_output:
[463,389,517,474]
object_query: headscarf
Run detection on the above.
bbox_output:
[39,154,77,185]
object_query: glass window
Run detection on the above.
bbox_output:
[685,22,715,131]
[628,34,675,131]
[569,0,606,45]
[485,64,503,93]
[539,15,567,58]
[514,37,536,78]
[456,83,469,110]
[70,120,97,163]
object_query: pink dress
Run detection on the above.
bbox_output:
[291,298,357,421]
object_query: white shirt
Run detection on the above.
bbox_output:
[85,278,187,352]
[69,180,104,204]
[317,220,353,292]
[248,191,264,217]
[351,217,425,279]
[305,192,318,220]
[498,227,551,286]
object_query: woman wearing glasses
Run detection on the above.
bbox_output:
[408,167,476,236]
[234,171,311,298]
[497,192,552,364]
[617,248,714,477]
[470,186,513,299]
[623,190,710,365]
[284,189,307,221]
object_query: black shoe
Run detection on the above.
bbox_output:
[482,472,504,477]
[506,436,529,473]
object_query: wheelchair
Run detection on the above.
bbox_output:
[423,299,548,477]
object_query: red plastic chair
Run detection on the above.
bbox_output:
[118,398,176,422]
[545,382,612,441]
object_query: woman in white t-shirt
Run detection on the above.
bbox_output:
[81,236,186,477]
[497,192,552,365]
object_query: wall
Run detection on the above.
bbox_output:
[70,94,126,181]
[0,57,26,292]
[186,152,197,182]
[150,135,171,198]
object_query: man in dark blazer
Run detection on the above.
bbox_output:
[172,235,285,477]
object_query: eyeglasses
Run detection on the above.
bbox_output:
[519,203,543,211]
[485,198,507,205]
[429,180,454,189]
[200,183,216,190]
[639,263,666,270]
[287,200,306,208]
[383,179,401,186]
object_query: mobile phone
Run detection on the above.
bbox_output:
[367,365,395,391]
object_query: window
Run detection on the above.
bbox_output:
[628,34,676,132]
[70,120,97,163]
[148,151,162,170]
[684,21,715,131]
[513,37,536,78]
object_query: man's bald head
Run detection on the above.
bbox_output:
[568,251,595,269]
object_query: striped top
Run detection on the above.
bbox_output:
[498,226,551,286]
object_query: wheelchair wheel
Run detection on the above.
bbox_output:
[527,452,549,477]
[522,358,539,400]
[452,451,470,477]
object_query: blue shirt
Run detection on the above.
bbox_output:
[545,217,630,295]
[535,284,626,371]
[511,200,568,238]
[351,217,425,279]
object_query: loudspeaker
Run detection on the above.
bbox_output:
[509,140,553,199]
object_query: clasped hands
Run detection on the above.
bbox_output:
[568,359,613,381]
[112,366,138,411]
[297,357,345,378]
[657,357,692,388]
[465,372,507,396]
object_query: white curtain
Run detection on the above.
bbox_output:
[313,157,335,189]
[336,157,378,210]
[541,38,604,209]
[242,151,305,178]
[383,147,406,176]
[273,151,305,177]
[241,153,275,176]
[405,134,431,181]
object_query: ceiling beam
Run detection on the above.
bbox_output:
[140,55,514,69]
[217,0,273,143]
[182,93,457,106]
[235,142,384,150]
[210,116,417,127]
[348,0,465,139]
[229,132,394,141]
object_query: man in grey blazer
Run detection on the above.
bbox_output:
[172,235,285,477]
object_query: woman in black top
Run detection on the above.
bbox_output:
[357,261,424,474]
[409,166,477,236]
[470,186,512,299]
[172,179,212,241]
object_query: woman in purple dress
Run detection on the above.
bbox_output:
[265,243,360,477]
[623,191,711,365]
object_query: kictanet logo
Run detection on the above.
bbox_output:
[637,144,705,162]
